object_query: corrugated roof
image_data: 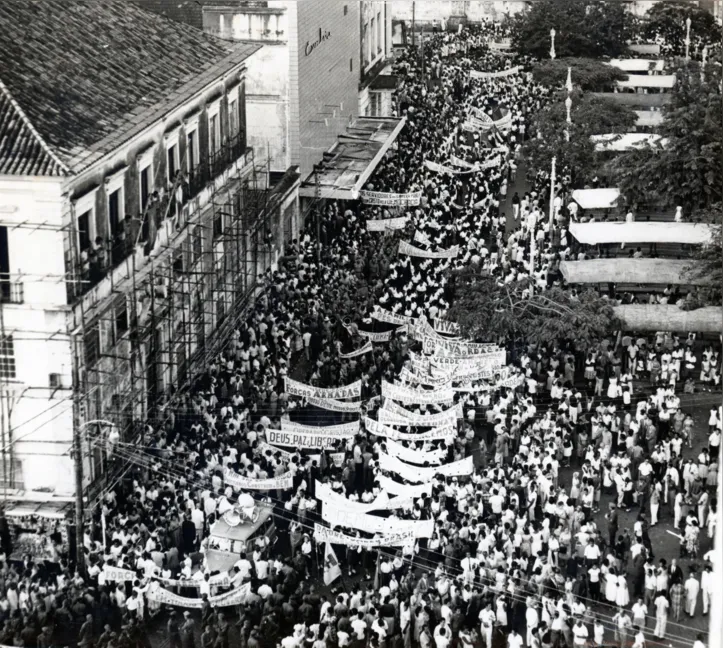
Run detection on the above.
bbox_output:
[0,0,259,176]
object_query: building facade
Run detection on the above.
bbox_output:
[0,0,298,500]
[359,1,395,118]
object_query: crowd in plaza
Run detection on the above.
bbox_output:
[0,21,718,648]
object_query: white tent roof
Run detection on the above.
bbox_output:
[614,305,722,333]
[571,188,620,210]
[591,133,667,152]
[628,43,662,55]
[634,110,664,127]
[616,74,676,89]
[609,59,665,73]
[569,222,715,245]
[560,259,706,285]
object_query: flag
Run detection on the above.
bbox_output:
[323,542,341,586]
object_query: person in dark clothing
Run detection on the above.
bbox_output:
[181,513,197,556]
[168,611,182,648]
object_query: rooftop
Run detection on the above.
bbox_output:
[128,0,256,30]
[0,0,259,177]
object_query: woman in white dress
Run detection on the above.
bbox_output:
[605,567,618,604]
[616,573,630,607]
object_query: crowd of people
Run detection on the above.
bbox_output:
[0,21,718,648]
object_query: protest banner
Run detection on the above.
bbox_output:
[363,416,456,442]
[102,566,136,582]
[147,583,251,609]
[376,474,434,498]
[452,365,512,390]
[224,468,294,490]
[449,155,476,169]
[399,366,453,389]
[258,440,292,459]
[469,65,520,79]
[398,241,459,259]
[321,504,434,538]
[426,338,503,358]
[424,160,479,175]
[432,318,461,335]
[372,306,413,327]
[383,438,446,465]
[359,190,422,206]
[379,400,462,426]
[280,420,359,436]
[307,397,362,413]
[316,481,390,513]
[313,523,414,549]
[339,340,373,359]
[154,573,231,589]
[366,216,409,232]
[284,377,361,400]
[414,230,431,246]
[378,453,474,483]
[382,380,454,406]
[357,329,393,342]
[267,428,349,451]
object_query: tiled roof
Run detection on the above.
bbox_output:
[0,0,259,176]
[129,0,257,30]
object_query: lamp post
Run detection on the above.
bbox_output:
[701,45,708,82]
[685,16,692,61]
[565,67,572,142]
[548,157,557,228]
[550,28,556,60]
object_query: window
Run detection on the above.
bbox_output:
[84,324,100,367]
[228,99,238,137]
[137,148,154,212]
[213,211,224,239]
[208,100,221,158]
[167,144,179,183]
[344,4,348,15]
[115,296,129,337]
[370,17,375,63]
[105,168,126,240]
[74,188,98,254]
[140,166,151,211]
[193,226,203,262]
[0,335,15,380]
[350,58,353,72]
[377,11,383,54]
[187,128,199,172]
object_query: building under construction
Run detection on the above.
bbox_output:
[0,0,300,522]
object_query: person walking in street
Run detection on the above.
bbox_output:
[653,593,669,639]
[685,569,700,617]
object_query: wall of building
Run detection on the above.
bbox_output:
[0,176,75,495]
[391,0,523,24]
[295,0,361,177]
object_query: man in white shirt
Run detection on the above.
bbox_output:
[479,604,495,648]
[572,619,588,647]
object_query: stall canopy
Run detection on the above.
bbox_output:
[4,502,71,519]
[634,110,664,127]
[591,133,667,152]
[628,43,662,56]
[616,74,676,89]
[571,188,620,210]
[569,222,715,245]
[591,92,671,108]
[609,59,665,73]
[614,305,722,332]
[299,116,406,200]
[560,259,707,285]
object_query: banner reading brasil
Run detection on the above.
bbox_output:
[360,190,423,206]
[313,523,414,548]
[284,377,361,400]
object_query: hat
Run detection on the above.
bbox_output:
[183,611,191,618]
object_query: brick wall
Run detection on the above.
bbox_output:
[296,0,360,177]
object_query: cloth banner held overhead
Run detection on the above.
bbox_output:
[339,341,373,359]
[378,452,474,483]
[398,241,459,259]
[426,338,503,358]
[470,66,520,79]
[307,396,363,413]
[316,481,391,513]
[147,583,251,609]
[367,216,409,232]
[323,543,342,585]
[424,160,481,175]
[364,416,456,442]
[452,365,512,388]
[449,155,476,169]
[384,438,446,465]
[382,380,455,405]
[372,306,413,326]
[280,420,359,435]
[224,468,293,491]
[313,523,414,549]
[360,190,422,206]
[258,441,292,459]
[377,475,434,499]
[433,318,460,335]
[322,503,434,538]
[267,428,350,451]
[399,366,454,389]
[414,230,431,246]
[102,566,136,582]
[285,377,360,400]
[357,329,392,342]
[153,573,231,589]
[379,401,463,426]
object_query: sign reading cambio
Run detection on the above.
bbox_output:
[305,28,331,56]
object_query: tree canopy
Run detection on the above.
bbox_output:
[511,0,632,59]
[447,267,617,348]
[523,92,637,187]
[531,57,628,91]
[612,60,722,213]
[643,0,719,58]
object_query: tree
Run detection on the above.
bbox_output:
[447,267,617,348]
[523,92,637,187]
[511,0,632,59]
[613,60,722,213]
[687,207,722,304]
[643,1,719,58]
[531,58,628,91]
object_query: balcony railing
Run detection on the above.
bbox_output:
[0,275,24,304]
[72,132,246,300]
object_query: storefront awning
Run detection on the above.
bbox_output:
[299,116,406,200]
[609,59,665,73]
[614,304,721,332]
[561,258,707,285]
[591,133,667,152]
[570,222,715,245]
[628,43,662,56]
[572,188,620,210]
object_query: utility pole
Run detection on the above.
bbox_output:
[72,335,86,579]
[548,156,557,228]
[411,1,416,49]
[529,210,537,297]
[314,163,321,263]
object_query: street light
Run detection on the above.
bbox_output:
[550,28,556,60]
[548,156,557,228]
[565,66,573,93]
[701,45,708,82]
[684,16,692,61]
[565,95,573,141]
